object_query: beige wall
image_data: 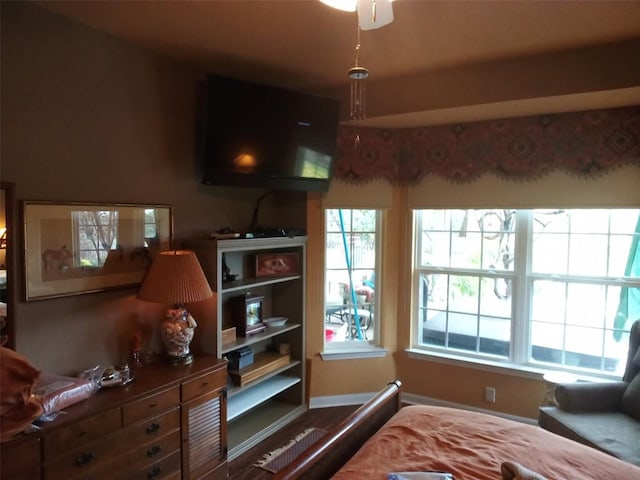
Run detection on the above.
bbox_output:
[3,2,639,420]
[1,2,305,374]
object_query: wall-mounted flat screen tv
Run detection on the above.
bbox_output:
[199,74,342,192]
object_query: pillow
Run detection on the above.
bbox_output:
[0,398,43,442]
[0,347,42,442]
[388,474,453,480]
[621,374,640,420]
[501,461,548,480]
[0,347,41,405]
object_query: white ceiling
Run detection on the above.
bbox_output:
[37,0,640,127]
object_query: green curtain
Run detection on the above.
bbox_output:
[614,213,640,341]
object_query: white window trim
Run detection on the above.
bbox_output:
[411,208,639,378]
[324,209,384,352]
[321,346,389,361]
[404,348,618,383]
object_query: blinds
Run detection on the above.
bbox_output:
[408,165,640,209]
[322,179,394,209]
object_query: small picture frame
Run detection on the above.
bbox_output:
[255,252,299,277]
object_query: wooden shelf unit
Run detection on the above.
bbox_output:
[190,236,307,460]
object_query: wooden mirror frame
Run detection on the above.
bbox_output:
[1,182,16,349]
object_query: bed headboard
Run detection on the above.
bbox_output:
[274,380,402,480]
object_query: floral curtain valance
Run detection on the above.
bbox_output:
[334,105,640,184]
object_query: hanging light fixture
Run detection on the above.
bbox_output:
[348,29,368,120]
[321,0,394,120]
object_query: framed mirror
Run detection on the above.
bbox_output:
[1,182,15,348]
[22,202,172,301]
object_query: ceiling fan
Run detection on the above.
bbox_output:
[320,0,394,30]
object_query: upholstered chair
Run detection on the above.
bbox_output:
[538,320,640,465]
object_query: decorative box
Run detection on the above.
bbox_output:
[221,327,236,346]
[255,252,299,277]
[226,346,254,371]
[228,352,291,386]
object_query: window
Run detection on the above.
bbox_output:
[72,208,160,268]
[73,210,119,267]
[324,209,380,348]
[143,208,161,246]
[413,208,640,377]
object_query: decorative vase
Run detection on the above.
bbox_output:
[160,307,197,365]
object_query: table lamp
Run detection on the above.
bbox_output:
[138,250,212,365]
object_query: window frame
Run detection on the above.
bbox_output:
[72,209,119,268]
[322,208,386,358]
[411,208,640,379]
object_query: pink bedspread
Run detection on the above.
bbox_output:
[332,405,640,480]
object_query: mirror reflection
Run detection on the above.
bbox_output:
[23,202,172,301]
[1,182,14,347]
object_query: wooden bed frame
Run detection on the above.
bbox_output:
[274,380,402,480]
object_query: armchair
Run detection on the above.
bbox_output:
[538,320,640,465]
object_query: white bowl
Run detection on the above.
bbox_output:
[264,317,288,328]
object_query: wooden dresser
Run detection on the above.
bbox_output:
[1,356,228,480]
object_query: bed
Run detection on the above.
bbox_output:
[274,380,640,479]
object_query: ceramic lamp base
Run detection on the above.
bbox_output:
[160,307,197,366]
[166,352,193,366]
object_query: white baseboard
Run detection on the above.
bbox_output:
[402,392,537,425]
[309,391,536,425]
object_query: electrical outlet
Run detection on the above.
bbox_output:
[485,386,496,403]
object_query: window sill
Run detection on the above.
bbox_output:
[405,348,620,382]
[321,346,388,361]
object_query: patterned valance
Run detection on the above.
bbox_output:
[334,106,640,184]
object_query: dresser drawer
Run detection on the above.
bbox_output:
[1,436,41,480]
[163,472,182,480]
[57,455,129,480]
[44,407,121,459]
[130,429,181,468]
[181,368,226,402]
[123,407,180,447]
[122,386,180,425]
[130,449,182,480]
[45,433,120,479]
[44,408,180,480]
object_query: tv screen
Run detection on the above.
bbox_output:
[199,74,341,192]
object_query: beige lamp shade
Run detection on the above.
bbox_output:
[138,250,212,305]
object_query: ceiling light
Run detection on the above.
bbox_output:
[320,0,357,12]
[321,0,394,30]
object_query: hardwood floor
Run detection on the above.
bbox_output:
[227,405,358,480]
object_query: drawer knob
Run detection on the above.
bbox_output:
[75,451,95,466]
[146,422,161,435]
[147,445,162,458]
[148,402,157,408]
[147,466,162,479]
